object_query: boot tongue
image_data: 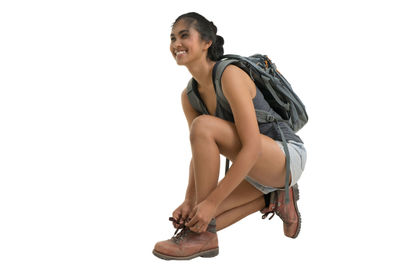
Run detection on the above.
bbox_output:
[171,226,191,243]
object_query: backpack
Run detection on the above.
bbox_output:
[215,54,308,132]
[186,54,308,203]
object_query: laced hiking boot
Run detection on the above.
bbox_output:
[261,184,301,238]
[153,217,219,260]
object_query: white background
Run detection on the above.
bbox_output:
[1,0,399,266]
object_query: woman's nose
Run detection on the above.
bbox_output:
[173,43,182,50]
[173,39,183,48]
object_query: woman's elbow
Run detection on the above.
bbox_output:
[254,145,262,158]
[243,141,262,159]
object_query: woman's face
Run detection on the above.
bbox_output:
[170,19,211,66]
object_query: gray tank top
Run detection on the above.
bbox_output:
[191,80,303,143]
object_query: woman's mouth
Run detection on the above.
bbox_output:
[175,50,188,57]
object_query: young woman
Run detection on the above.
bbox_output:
[153,12,307,260]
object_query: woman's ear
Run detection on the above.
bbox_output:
[204,40,212,50]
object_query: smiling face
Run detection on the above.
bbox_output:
[170,19,212,66]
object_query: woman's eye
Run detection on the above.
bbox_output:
[170,34,188,42]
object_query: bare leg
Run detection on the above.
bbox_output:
[216,195,265,231]
[213,179,266,231]
[188,115,287,229]
[190,118,220,204]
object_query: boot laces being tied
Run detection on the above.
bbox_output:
[153,216,219,260]
[168,217,190,243]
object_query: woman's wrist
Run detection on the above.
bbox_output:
[184,197,196,205]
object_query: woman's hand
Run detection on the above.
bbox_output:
[171,199,195,228]
[185,199,217,233]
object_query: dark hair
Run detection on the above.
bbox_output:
[172,12,224,61]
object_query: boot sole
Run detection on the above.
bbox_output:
[152,247,219,260]
[291,183,301,238]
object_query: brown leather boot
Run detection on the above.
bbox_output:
[153,217,219,260]
[260,184,301,238]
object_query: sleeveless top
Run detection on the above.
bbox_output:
[190,79,303,144]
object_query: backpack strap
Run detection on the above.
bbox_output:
[186,78,209,114]
[213,59,236,114]
[274,119,291,204]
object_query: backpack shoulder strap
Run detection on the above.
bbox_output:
[213,59,239,114]
[186,78,208,114]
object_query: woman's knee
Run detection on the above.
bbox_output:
[190,115,214,143]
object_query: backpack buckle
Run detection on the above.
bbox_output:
[266,114,276,122]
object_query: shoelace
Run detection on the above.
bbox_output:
[262,191,277,220]
[262,210,276,220]
[261,201,284,222]
[261,189,298,225]
[169,217,191,243]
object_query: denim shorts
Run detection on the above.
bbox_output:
[245,140,307,195]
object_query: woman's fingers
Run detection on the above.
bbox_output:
[181,210,190,223]
[185,207,196,224]
[185,213,198,228]
[171,211,182,228]
[192,224,203,233]
[185,206,210,232]
[187,221,202,233]
[184,214,207,233]
[172,209,181,220]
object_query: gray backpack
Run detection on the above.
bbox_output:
[186,54,308,203]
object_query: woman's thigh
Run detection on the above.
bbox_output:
[192,115,287,189]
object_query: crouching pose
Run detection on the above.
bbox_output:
[153,12,307,260]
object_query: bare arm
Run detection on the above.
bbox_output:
[206,65,262,208]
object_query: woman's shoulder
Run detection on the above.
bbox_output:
[220,64,256,99]
[221,64,246,78]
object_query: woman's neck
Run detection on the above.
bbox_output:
[186,59,216,93]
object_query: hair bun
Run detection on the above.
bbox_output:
[215,35,224,46]
[210,35,224,61]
